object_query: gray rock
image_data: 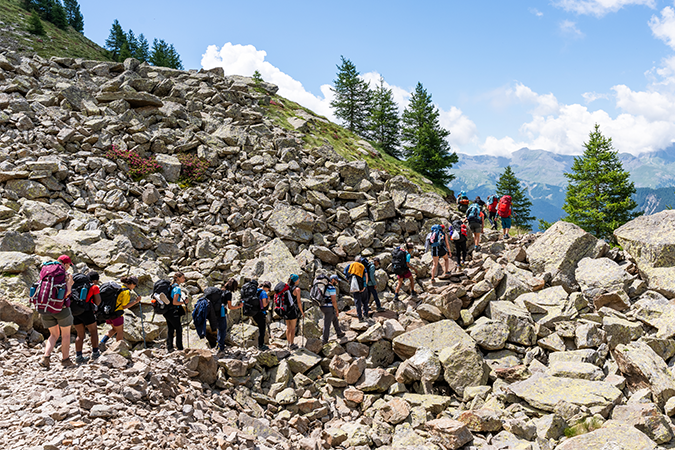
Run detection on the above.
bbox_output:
[613,341,675,407]
[554,420,656,450]
[155,154,181,183]
[19,200,68,230]
[267,205,316,243]
[0,251,38,274]
[487,301,536,346]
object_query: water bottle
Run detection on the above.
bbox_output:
[56,287,66,299]
[221,304,225,318]
[79,287,88,300]
[29,285,37,298]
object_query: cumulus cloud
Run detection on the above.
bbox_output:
[201,43,335,120]
[582,91,609,103]
[649,4,675,50]
[554,0,655,17]
[559,20,585,38]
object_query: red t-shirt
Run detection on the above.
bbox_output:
[85,285,100,303]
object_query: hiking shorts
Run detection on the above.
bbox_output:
[431,246,447,258]
[284,305,299,321]
[106,315,124,327]
[41,307,73,328]
[397,270,412,280]
[73,310,97,326]
[469,222,482,233]
[501,217,512,229]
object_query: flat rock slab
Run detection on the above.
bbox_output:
[393,319,475,360]
[509,374,622,412]
[554,420,655,450]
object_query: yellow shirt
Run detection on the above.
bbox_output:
[116,289,130,311]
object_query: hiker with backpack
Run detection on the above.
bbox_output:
[498,195,513,239]
[161,272,187,352]
[319,275,345,345]
[449,219,468,270]
[98,276,140,348]
[284,274,304,349]
[363,257,385,313]
[214,278,239,354]
[241,280,271,350]
[466,199,484,252]
[34,255,75,369]
[392,243,418,301]
[345,257,369,322]
[486,194,499,230]
[456,190,470,213]
[425,224,451,283]
[72,271,102,363]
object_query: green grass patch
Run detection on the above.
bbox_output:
[263,95,452,197]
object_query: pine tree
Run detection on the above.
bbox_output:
[252,70,263,84]
[105,20,127,62]
[562,124,640,240]
[27,10,45,35]
[125,30,139,59]
[400,82,458,185]
[33,0,52,19]
[149,39,183,70]
[50,1,68,30]
[369,77,401,158]
[330,56,371,137]
[119,42,132,61]
[63,0,83,33]
[495,165,535,229]
[135,34,150,63]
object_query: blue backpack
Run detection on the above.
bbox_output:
[467,204,481,222]
[429,225,444,248]
[192,296,210,339]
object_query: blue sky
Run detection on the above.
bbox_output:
[80,1,675,156]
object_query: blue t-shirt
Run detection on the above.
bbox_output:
[323,285,337,305]
[257,289,268,311]
[406,253,411,263]
[171,285,182,304]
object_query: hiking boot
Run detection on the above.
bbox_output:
[75,355,89,364]
[376,307,386,312]
[258,344,269,351]
[39,356,50,369]
[393,293,399,301]
[91,351,100,360]
[289,344,298,350]
[61,358,75,368]
[411,291,418,297]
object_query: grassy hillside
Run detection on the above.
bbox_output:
[0,0,108,61]
[263,94,452,198]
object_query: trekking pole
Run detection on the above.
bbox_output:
[139,298,147,349]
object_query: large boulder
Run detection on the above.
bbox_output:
[439,339,489,396]
[0,296,33,331]
[392,319,476,360]
[486,301,536,346]
[613,341,675,407]
[403,193,451,218]
[553,420,656,450]
[19,200,68,230]
[614,211,675,298]
[5,179,48,199]
[155,154,181,183]
[240,238,304,289]
[509,373,622,413]
[527,221,601,291]
[575,257,632,307]
[267,205,316,243]
[105,220,152,250]
[0,252,39,274]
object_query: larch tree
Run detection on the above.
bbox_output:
[400,82,458,185]
[563,124,640,240]
[330,56,371,137]
[495,165,535,229]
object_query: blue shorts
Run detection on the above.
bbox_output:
[501,217,512,229]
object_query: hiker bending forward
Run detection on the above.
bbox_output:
[321,275,345,345]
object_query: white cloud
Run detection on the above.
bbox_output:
[530,8,544,17]
[582,91,609,103]
[201,43,335,120]
[361,72,411,113]
[649,5,675,50]
[554,0,655,17]
[439,107,479,148]
[559,20,585,38]
[480,136,529,157]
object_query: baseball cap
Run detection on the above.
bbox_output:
[329,275,339,281]
[57,255,72,265]
[290,274,299,283]
[261,281,272,289]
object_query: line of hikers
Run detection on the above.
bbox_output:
[456,190,514,240]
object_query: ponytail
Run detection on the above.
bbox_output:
[224,278,238,292]
[172,272,184,284]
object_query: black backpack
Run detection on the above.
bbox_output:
[273,282,295,319]
[309,275,330,307]
[151,279,172,314]
[241,280,261,317]
[391,248,408,275]
[69,273,91,316]
[97,282,125,321]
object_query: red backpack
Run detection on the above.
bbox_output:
[498,196,512,218]
[273,282,295,319]
[487,195,499,213]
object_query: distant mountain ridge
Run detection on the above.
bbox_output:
[449,145,675,226]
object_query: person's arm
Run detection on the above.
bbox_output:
[65,273,73,298]
[227,292,242,310]
[92,293,101,306]
[331,293,339,316]
[294,287,304,315]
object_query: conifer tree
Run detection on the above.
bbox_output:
[27,10,45,35]
[252,70,263,84]
[63,0,83,33]
[149,39,183,70]
[330,56,371,137]
[105,20,127,62]
[125,30,139,59]
[50,1,68,30]
[495,165,535,229]
[563,124,640,240]
[135,34,150,63]
[400,82,458,185]
[119,42,132,61]
[369,77,401,158]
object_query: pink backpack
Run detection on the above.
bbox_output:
[30,262,68,314]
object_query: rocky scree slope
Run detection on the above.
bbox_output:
[1,51,675,449]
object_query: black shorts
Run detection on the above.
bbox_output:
[284,306,299,321]
[73,310,97,326]
[431,246,447,258]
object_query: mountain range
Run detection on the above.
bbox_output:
[448,146,675,227]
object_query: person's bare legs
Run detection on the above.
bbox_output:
[286,319,297,346]
[44,325,61,357]
[87,323,99,354]
[110,324,124,341]
[431,256,440,281]
[442,255,450,275]
[74,323,85,353]
[60,326,71,360]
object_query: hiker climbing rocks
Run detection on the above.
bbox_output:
[457,190,470,213]
[498,195,513,239]
[450,220,468,270]
[486,194,499,230]
[363,257,384,312]
[345,257,369,321]
[285,274,304,349]
[425,224,450,282]
[466,199,484,251]
[99,276,140,349]
[392,243,418,300]
[320,275,344,344]
[34,255,75,369]
[160,272,187,353]
[72,271,101,364]
[216,278,240,353]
